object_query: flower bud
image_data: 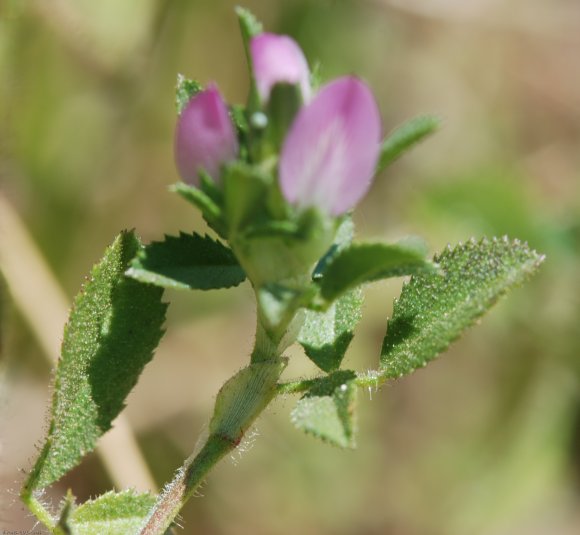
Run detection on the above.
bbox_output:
[174,84,238,185]
[279,77,381,215]
[250,33,311,104]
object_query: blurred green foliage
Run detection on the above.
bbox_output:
[1,0,579,534]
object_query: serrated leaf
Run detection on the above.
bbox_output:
[377,114,440,172]
[235,6,263,39]
[299,288,363,372]
[126,232,246,291]
[175,74,202,115]
[65,490,156,535]
[27,231,166,489]
[319,238,436,302]
[380,237,544,378]
[291,370,357,448]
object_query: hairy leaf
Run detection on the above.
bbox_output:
[319,238,436,302]
[380,237,544,378]
[291,370,357,448]
[27,231,167,489]
[300,218,363,371]
[377,114,440,172]
[126,232,246,290]
[65,490,156,535]
[299,288,363,372]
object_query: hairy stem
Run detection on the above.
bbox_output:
[20,490,60,534]
[140,307,290,534]
[139,435,233,535]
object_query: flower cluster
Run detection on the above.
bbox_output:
[174,32,382,217]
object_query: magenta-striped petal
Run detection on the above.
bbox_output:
[279,77,382,215]
[174,84,238,185]
[250,33,311,103]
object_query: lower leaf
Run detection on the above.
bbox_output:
[290,370,358,448]
[64,490,156,535]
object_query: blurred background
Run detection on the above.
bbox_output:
[1,0,579,533]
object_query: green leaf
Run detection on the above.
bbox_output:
[126,232,246,291]
[291,370,358,448]
[377,114,440,172]
[299,288,363,372]
[175,74,202,115]
[380,237,544,378]
[65,490,156,535]
[319,238,436,302]
[26,231,166,490]
[299,218,363,372]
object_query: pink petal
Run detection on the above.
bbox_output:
[279,77,382,215]
[250,33,311,103]
[174,84,238,185]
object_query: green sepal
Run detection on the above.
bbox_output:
[170,182,226,236]
[265,83,302,151]
[236,6,262,112]
[230,104,249,134]
[318,237,437,303]
[313,217,354,279]
[380,237,545,378]
[299,288,363,373]
[126,232,246,291]
[210,359,287,444]
[257,282,316,332]
[24,231,167,490]
[377,114,440,172]
[175,74,202,115]
[223,162,271,235]
[61,490,156,535]
[230,104,250,161]
[290,370,358,448]
[234,208,336,287]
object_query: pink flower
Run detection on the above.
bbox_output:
[250,33,311,103]
[279,77,382,215]
[174,84,238,185]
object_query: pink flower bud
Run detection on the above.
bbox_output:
[279,77,382,215]
[250,33,311,103]
[174,84,238,185]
